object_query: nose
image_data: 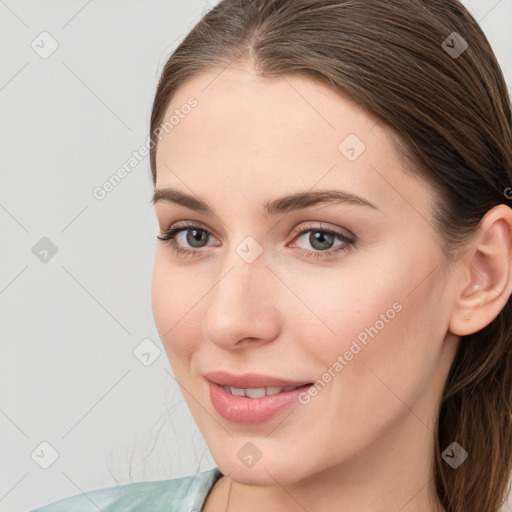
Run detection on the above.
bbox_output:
[201,248,281,350]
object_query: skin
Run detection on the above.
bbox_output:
[151,61,512,512]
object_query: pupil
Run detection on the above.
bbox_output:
[187,229,208,248]
[310,231,333,250]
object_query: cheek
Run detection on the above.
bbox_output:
[283,256,402,362]
[298,279,402,371]
[151,252,199,363]
[294,245,445,384]
[310,260,447,427]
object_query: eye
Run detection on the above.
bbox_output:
[288,222,355,259]
[156,221,356,260]
[156,222,219,258]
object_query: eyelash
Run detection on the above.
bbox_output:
[157,221,356,261]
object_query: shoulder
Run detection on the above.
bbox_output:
[28,467,223,512]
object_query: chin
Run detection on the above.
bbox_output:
[212,450,309,487]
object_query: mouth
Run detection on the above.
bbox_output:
[220,384,310,398]
[205,373,315,424]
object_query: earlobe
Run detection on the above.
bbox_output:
[449,204,512,337]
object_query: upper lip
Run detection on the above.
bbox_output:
[204,370,313,389]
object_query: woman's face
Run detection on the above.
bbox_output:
[151,63,460,486]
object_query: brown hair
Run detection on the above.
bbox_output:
[148,1,512,510]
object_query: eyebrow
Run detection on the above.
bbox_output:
[151,187,379,215]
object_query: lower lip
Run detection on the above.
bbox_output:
[208,380,313,424]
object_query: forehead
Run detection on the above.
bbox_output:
[159,63,377,161]
[154,64,435,221]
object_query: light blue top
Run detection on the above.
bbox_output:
[29,467,223,512]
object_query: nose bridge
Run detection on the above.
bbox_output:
[201,236,278,347]
[210,237,268,315]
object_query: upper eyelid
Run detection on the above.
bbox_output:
[164,221,354,243]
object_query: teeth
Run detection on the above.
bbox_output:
[245,387,266,398]
[266,386,284,395]
[222,385,301,397]
[230,386,245,397]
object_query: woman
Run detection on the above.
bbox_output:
[30,0,512,511]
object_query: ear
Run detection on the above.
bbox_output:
[449,204,512,336]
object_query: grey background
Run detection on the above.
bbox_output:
[1,1,511,511]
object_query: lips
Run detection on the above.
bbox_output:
[204,370,315,424]
[204,370,313,389]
